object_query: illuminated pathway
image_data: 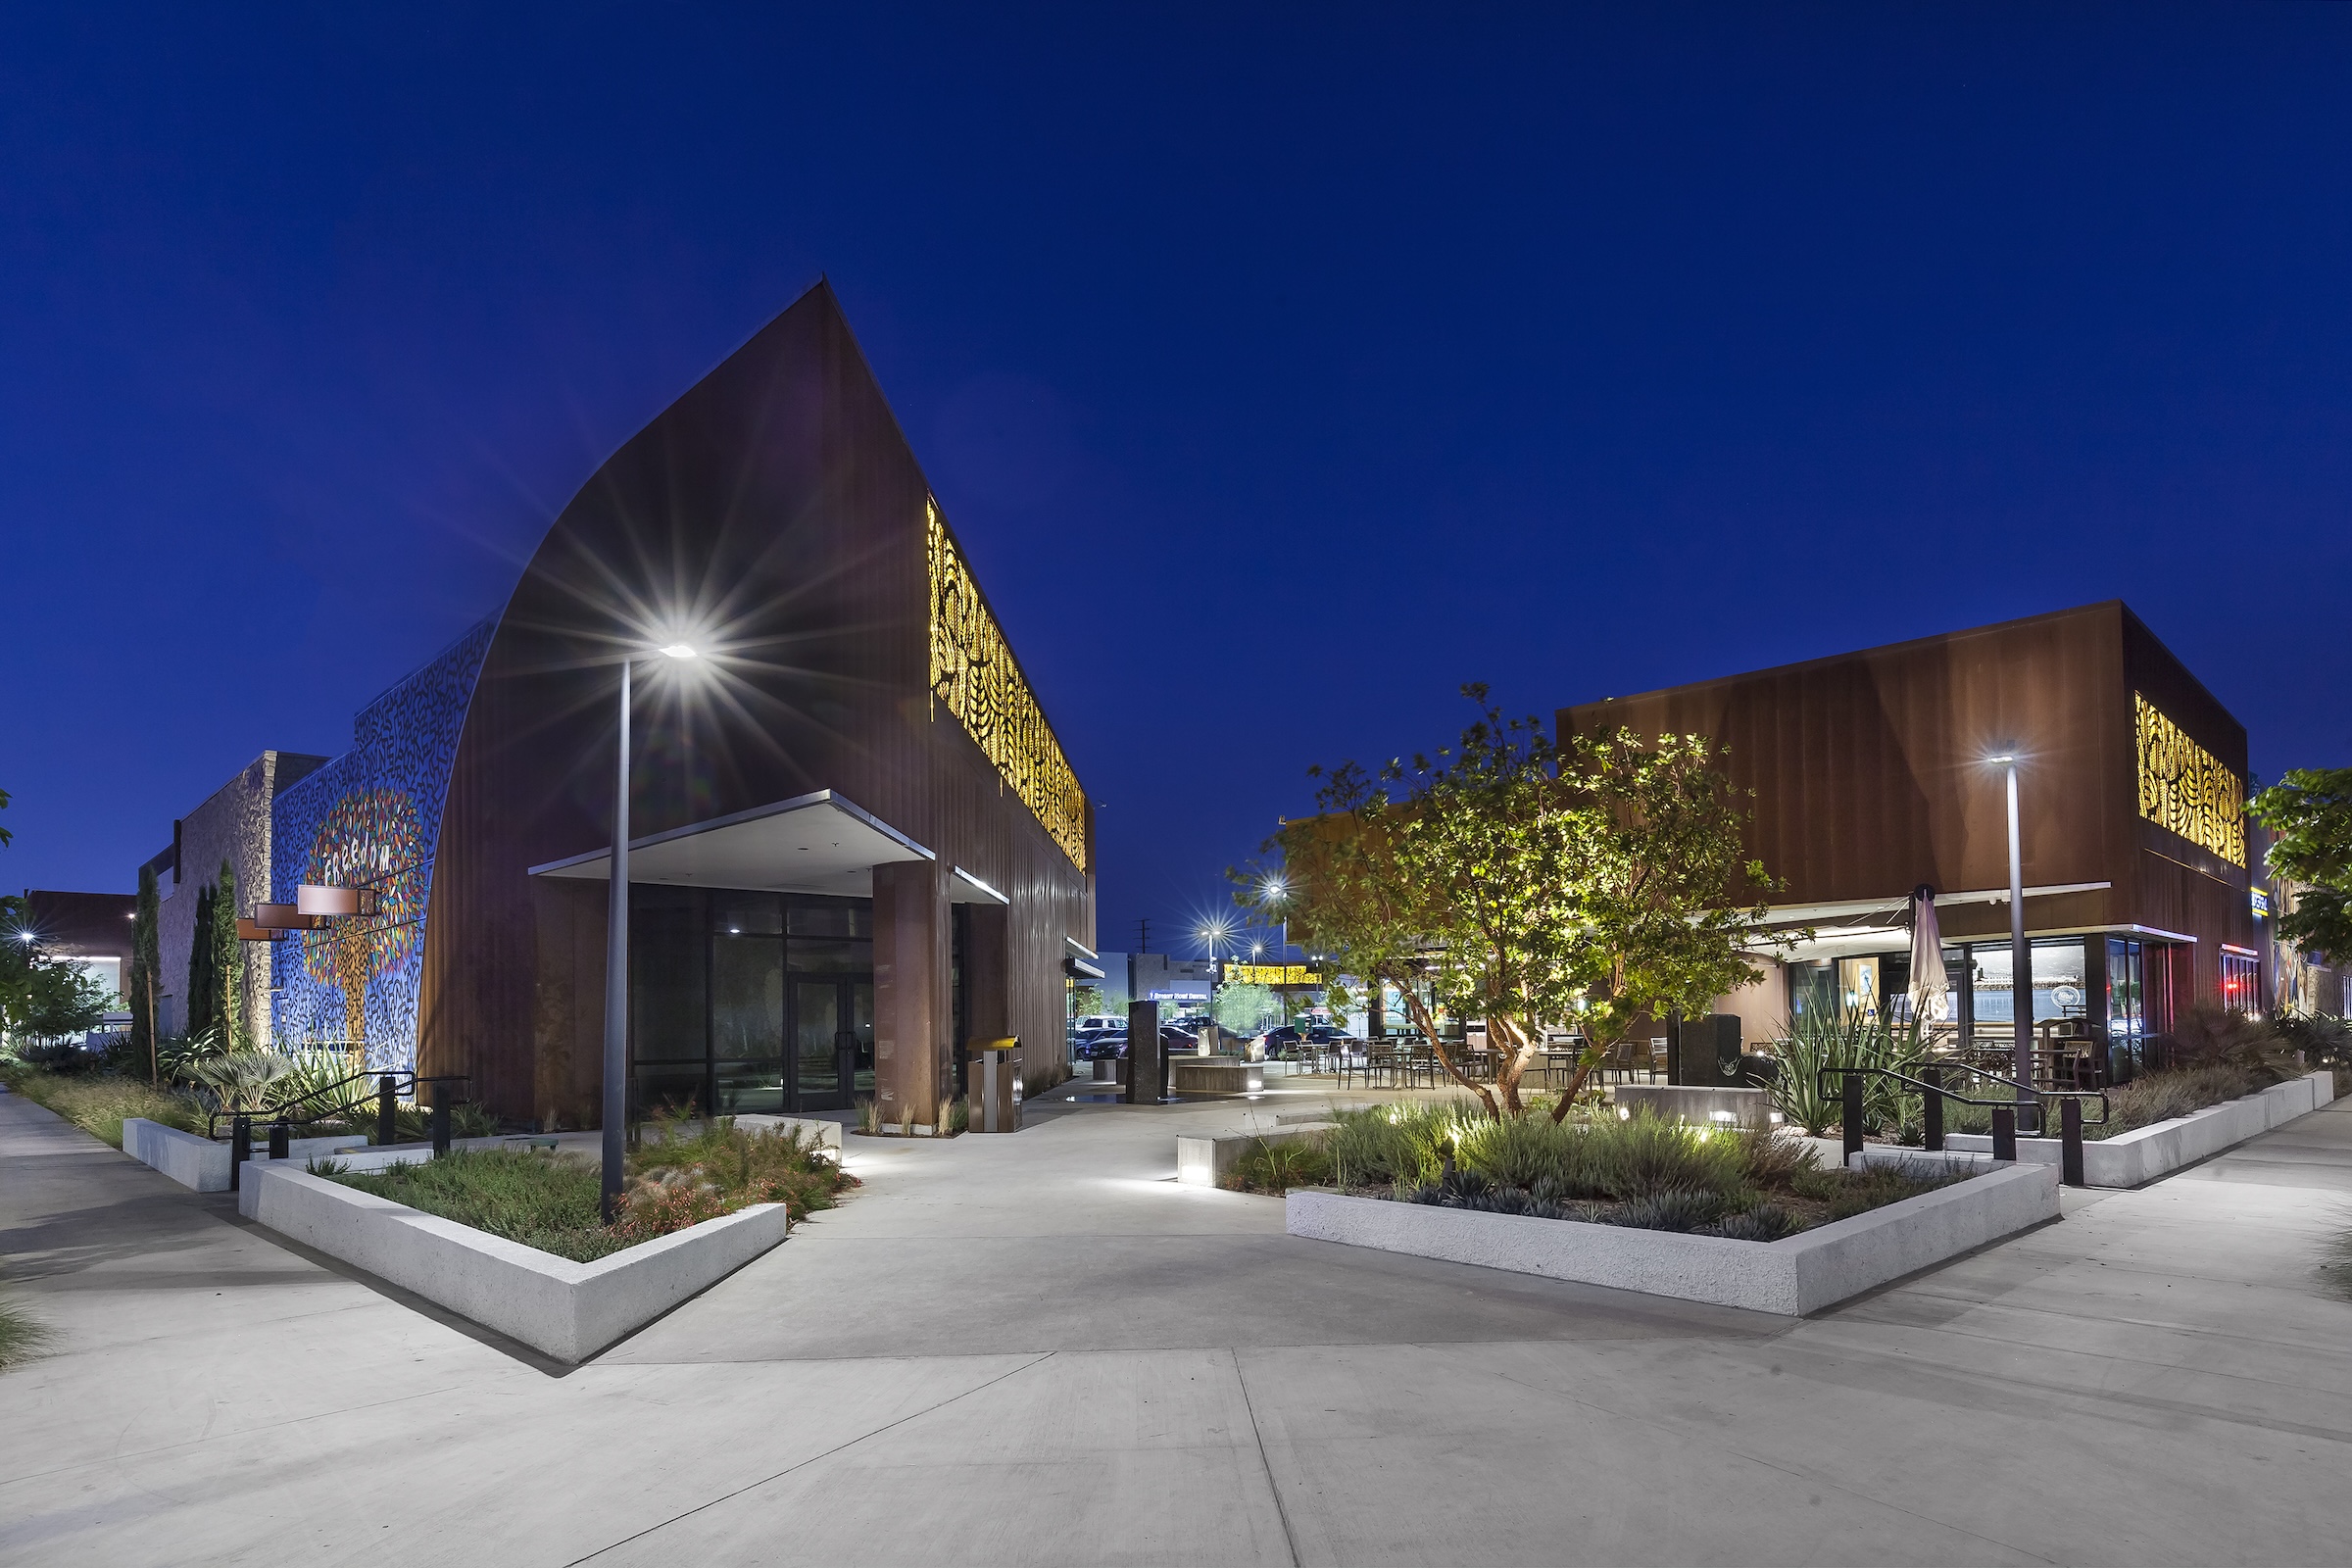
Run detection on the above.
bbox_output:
[3,1084,2349,1566]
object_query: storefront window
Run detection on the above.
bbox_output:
[1967,939,2089,1029]
[2220,950,2261,1014]
[2106,938,2145,1051]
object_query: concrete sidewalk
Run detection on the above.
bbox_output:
[4,1084,2351,1565]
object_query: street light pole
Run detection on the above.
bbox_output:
[2000,755,2033,1112]
[602,658,632,1222]
[603,641,701,1223]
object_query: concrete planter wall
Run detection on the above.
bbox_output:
[1946,1070,2334,1188]
[1286,1164,2059,1316]
[122,1118,365,1193]
[236,1162,791,1361]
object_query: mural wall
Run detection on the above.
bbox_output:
[270,616,496,1069]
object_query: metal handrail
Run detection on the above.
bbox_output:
[204,1067,418,1142]
[212,1070,470,1192]
[1816,1061,2109,1186]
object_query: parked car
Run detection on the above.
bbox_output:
[1072,1014,1125,1035]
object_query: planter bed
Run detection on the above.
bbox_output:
[237,1161,790,1361]
[1945,1070,2333,1188]
[1286,1163,2059,1315]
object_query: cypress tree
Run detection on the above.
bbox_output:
[131,863,161,1082]
[216,858,245,1049]
[186,883,216,1042]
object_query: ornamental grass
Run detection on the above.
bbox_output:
[0,1060,207,1149]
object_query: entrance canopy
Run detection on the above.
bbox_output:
[529,789,1000,901]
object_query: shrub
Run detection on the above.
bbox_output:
[1455,1112,1583,1191]
[333,1150,613,1260]
[1788,1159,1961,1221]
[628,1112,855,1223]
[2093,1065,2254,1138]
[2323,1222,2352,1303]
[2152,1004,2296,1083]
[1326,1101,1480,1188]
[0,1290,50,1371]
[1707,1203,1797,1242]
[1726,1126,1819,1189]
[1584,1109,1748,1201]
[1601,1188,1725,1232]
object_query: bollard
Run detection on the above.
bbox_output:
[1841,1072,1864,1165]
[430,1097,451,1157]
[1992,1104,2018,1163]
[230,1113,251,1191]
[1921,1064,1944,1152]
[268,1119,290,1160]
[2060,1097,2085,1187]
[377,1074,397,1147]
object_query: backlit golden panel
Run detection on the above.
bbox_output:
[927,501,1087,866]
[2134,692,2244,867]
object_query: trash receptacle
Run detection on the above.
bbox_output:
[967,1037,1022,1133]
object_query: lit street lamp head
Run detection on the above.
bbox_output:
[659,643,700,660]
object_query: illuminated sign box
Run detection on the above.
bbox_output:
[2134,693,2244,867]
[928,501,1088,866]
[1226,963,1323,987]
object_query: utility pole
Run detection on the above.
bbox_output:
[1135,918,1151,954]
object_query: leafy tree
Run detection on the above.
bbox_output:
[0,897,116,1045]
[1212,982,1281,1035]
[0,784,11,848]
[1069,984,1105,1018]
[1245,686,1780,1119]
[2251,768,2352,965]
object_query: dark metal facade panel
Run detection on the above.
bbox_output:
[1563,604,2132,912]
[1557,602,2256,977]
[418,282,1092,1117]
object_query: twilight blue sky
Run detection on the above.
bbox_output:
[4,4,2349,956]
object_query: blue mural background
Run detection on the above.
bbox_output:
[270,615,496,1069]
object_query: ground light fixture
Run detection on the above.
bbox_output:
[1986,751,2034,1109]
[604,637,706,1222]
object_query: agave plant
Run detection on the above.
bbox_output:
[1766,1006,1915,1137]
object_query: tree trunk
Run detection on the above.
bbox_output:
[1396,984,1496,1118]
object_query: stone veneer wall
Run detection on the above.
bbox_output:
[270,616,495,1070]
[155,752,324,1041]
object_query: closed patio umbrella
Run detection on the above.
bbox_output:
[1908,884,1951,1023]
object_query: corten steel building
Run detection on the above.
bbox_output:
[1560,602,2312,1065]
[151,282,1096,1127]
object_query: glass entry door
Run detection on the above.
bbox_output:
[791,975,872,1111]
